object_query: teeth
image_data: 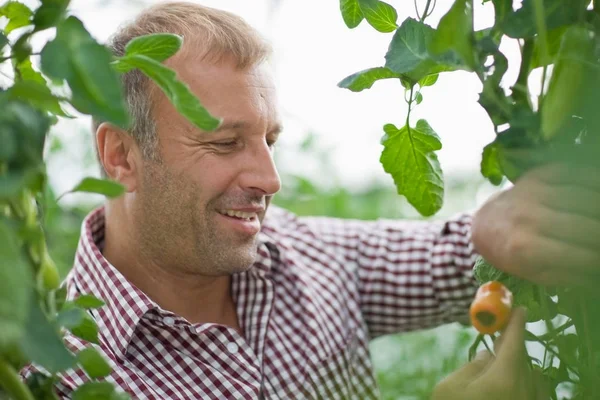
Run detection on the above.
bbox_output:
[222,210,255,220]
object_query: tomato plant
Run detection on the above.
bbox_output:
[0,0,220,398]
[338,0,600,398]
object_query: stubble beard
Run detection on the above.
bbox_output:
[136,162,260,278]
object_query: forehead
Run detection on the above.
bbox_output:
[153,54,280,131]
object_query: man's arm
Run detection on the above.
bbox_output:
[296,212,479,339]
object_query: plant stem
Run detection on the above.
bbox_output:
[537,320,574,341]
[532,0,549,107]
[512,39,534,110]
[420,0,433,22]
[406,86,414,125]
[526,332,580,378]
[0,359,35,400]
[581,299,596,399]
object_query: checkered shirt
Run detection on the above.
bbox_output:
[21,205,477,399]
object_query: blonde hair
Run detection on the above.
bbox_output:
[93,1,272,173]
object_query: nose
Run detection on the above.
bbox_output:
[240,141,281,197]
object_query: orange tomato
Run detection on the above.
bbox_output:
[469,281,513,335]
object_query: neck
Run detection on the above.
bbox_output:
[102,203,241,332]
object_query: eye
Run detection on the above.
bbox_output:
[212,140,237,148]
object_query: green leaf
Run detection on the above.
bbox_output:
[77,348,112,379]
[415,91,423,104]
[114,54,221,132]
[7,80,68,116]
[124,33,182,63]
[554,334,579,367]
[72,382,126,400]
[489,0,512,33]
[502,0,589,39]
[40,16,129,127]
[26,372,60,400]
[337,67,405,92]
[14,57,48,85]
[418,73,438,87]
[0,218,32,350]
[530,26,567,69]
[339,0,364,29]
[32,0,70,31]
[73,294,105,309]
[481,143,504,185]
[19,299,77,372]
[429,0,477,71]
[379,119,444,216]
[0,1,33,33]
[384,18,458,83]
[472,256,508,285]
[70,313,100,344]
[0,32,8,51]
[358,0,397,33]
[56,307,85,329]
[69,177,125,198]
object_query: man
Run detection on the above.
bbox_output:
[22,2,600,399]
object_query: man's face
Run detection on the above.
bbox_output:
[132,53,282,277]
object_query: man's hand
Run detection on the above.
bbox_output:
[471,163,600,289]
[431,308,548,400]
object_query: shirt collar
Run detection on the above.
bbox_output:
[67,205,281,360]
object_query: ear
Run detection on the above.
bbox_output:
[96,122,139,192]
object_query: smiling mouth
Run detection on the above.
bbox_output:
[218,209,258,221]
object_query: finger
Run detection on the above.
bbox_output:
[491,308,528,368]
[452,350,494,382]
[528,201,600,251]
[525,163,600,193]
[538,183,600,222]
[506,232,600,288]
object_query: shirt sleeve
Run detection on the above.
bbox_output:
[295,212,479,339]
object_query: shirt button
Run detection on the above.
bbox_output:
[227,342,239,354]
[163,317,175,326]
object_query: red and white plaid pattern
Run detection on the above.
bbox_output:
[22,205,477,399]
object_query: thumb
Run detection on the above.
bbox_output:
[451,350,494,382]
[492,307,528,368]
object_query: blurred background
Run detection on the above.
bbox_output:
[21,0,519,398]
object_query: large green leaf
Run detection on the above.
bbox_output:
[114,54,221,132]
[379,119,444,216]
[384,18,458,84]
[33,0,70,31]
[358,0,397,33]
[0,1,32,33]
[339,0,364,29]
[0,219,32,351]
[429,0,476,71]
[502,0,588,39]
[338,67,405,92]
[19,299,76,373]
[69,177,125,198]
[77,348,112,379]
[40,16,129,127]
[124,33,182,63]
[7,80,68,116]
